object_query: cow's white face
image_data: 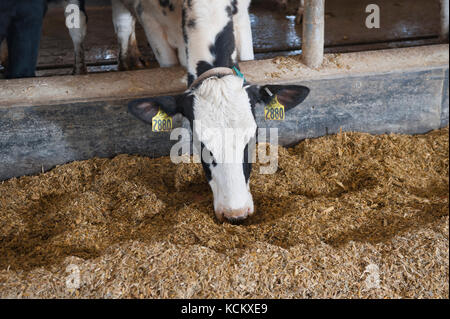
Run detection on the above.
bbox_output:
[192,75,257,221]
[128,72,310,222]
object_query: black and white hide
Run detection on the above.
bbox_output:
[128,0,310,223]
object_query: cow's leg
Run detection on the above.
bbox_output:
[233,0,254,61]
[135,10,178,67]
[63,0,87,74]
[296,0,305,24]
[111,0,147,70]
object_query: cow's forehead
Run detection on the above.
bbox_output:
[192,75,257,161]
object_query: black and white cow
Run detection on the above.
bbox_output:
[128,0,310,222]
[117,0,254,70]
[62,0,147,74]
[60,0,254,74]
[1,0,250,77]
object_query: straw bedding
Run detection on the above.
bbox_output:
[0,128,448,298]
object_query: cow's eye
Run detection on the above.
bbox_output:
[201,143,216,166]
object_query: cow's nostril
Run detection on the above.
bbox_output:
[221,208,250,223]
[225,215,247,224]
[215,205,253,223]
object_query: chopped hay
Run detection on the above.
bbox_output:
[0,128,448,298]
[272,53,351,74]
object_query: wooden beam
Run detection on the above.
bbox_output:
[2,45,447,108]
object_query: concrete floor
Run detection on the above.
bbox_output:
[1,0,445,76]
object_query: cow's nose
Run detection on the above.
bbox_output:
[215,207,253,223]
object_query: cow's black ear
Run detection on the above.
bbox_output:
[247,84,310,111]
[128,95,188,124]
[128,98,161,124]
[262,85,310,110]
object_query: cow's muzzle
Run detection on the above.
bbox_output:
[215,206,254,223]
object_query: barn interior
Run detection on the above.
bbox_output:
[0,0,448,299]
[0,0,445,76]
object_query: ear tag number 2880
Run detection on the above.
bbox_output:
[152,109,173,132]
[265,95,285,121]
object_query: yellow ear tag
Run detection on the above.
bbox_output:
[264,95,285,121]
[152,108,173,132]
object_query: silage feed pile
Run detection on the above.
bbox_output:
[0,128,448,299]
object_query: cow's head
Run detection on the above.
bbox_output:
[129,72,309,222]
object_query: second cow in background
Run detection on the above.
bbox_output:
[61,0,254,74]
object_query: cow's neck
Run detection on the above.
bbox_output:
[183,0,239,87]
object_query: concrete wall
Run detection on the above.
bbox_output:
[0,45,448,181]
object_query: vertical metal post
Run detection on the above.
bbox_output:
[440,0,449,40]
[302,0,325,68]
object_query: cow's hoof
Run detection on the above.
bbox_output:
[72,66,88,75]
[225,215,248,225]
[119,56,149,71]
